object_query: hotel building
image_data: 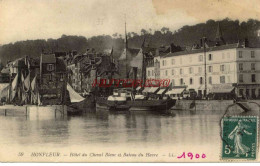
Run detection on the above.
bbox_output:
[146,26,260,98]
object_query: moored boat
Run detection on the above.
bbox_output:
[66,83,95,115]
[96,88,176,112]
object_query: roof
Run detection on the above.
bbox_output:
[127,48,140,57]
[42,54,56,63]
[162,43,240,58]
[9,58,24,67]
[30,57,40,67]
[1,67,10,74]
[142,46,157,55]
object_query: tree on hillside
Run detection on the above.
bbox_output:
[1,18,260,65]
[141,29,148,35]
[161,27,170,34]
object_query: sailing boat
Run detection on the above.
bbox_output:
[0,83,9,104]
[10,73,19,103]
[66,83,96,115]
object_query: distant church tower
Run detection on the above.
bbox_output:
[215,22,226,46]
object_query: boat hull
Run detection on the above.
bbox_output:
[96,97,176,112]
[67,96,95,115]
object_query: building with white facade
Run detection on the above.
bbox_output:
[158,43,260,98]
[146,24,260,99]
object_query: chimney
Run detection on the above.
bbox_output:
[200,38,203,48]
[243,38,249,48]
[170,43,176,53]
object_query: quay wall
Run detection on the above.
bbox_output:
[172,100,260,112]
[0,105,67,119]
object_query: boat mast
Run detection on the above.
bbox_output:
[141,38,146,87]
[125,16,128,79]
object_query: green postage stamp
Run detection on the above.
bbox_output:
[222,116,258,160]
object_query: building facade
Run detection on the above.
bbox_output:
[156,43,260,98]
[40,54,67,104]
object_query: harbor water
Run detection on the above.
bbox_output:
[0,107,259,162]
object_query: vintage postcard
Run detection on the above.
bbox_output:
[0,0,260,163]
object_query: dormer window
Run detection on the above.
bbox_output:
[47,64,55,71]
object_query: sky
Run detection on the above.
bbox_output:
[0,0,260,45]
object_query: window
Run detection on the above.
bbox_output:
[227,76,230,83]
[208,76,212,84]
[220,76,225,83]
[208,66,212,73]
[60,74,64,81]
[246,89,250,96]
[239,51,243,58]
[198,67,202,73]
[227,52,230,59]
[47,64,54,71]
[171,59,175,65]
[190,78,193,85]
[152,70,154,76]
[180,78,183,85]
[180,68,183,74]
[162,60,167,66]
[199,55,203,62]
[199,77,203,85]
[239,74,243,83]
[148,71,150,76]
[252,89,256,98]
[251,51,255,58]
[239,89,244,96]
[208,54,212,61]
[171,69,175,75]
[220,65,225,72]
[239,63,243,71]
[251,63,256,70]
[172,79,175,86]
[189,67,193,74]
[252,74,256,82]
[48,74,52,81]
[165,70,168,76]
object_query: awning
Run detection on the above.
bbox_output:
[157,88,167,95]
[166,88,185,95]
[209,84,234,93]
[148,87,159,93]
[142,87,151,93]
[136,86,142,91]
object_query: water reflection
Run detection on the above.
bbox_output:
[0,109,227,148]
